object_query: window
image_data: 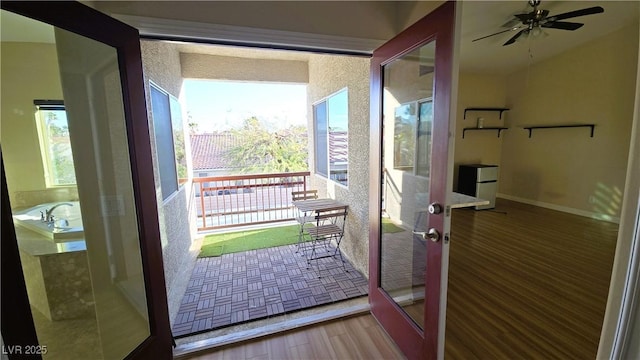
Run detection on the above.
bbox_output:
[35,100,76,186]
[150,82,187,200]
[313,89,348,186]
[393,98,433,177]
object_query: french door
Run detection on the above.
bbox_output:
[369,2,457,359]
[1,1,172,359]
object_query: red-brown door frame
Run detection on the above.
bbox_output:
[368,2,456,359]
[0,2,172,359]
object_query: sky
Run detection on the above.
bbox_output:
[183,80,307,133]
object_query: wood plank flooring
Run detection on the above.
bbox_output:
[445,199,618,359]
[184,199,618,360]
[184,313,404,360]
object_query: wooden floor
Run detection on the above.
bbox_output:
[185,313,405,360]
[184,199,618,360]
[445,199,618,359]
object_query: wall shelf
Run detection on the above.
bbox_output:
[462,127,509,139]
[522,124,595,138]
[463,107,510,119]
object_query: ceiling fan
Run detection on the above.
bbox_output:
[473,0,604,46]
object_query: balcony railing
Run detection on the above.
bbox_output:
[192,171,311,231]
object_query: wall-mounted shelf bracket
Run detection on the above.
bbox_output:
[462,127,509,139]
[463,107,510,119]
[522,124,595,138]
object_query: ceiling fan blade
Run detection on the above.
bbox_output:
[541,21,584,31]
[501,18,521,28]
[503,29,527,46]
[472,27,521,42]
[549,6,604,21]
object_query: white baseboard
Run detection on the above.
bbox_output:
[496,193,620,224]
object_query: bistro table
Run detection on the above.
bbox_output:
[292,198,348,214]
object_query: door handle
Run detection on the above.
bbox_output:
[412,228,441,242]
[428,203,443,214]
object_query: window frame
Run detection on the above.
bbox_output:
[393,97,433,178]
[149,81,186,201]
[34,99,76,187]
[312,88,349,187]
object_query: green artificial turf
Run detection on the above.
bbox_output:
[382,217,405,234]
[199,224,302,257]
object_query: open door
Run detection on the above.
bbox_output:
[1,2,172,359]
[369,2,457,359]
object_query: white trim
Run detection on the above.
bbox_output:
[612,203,640,358]
[112,14,384,54]
[173,301,369,358]
[496,193,621,224]
[607,13,640,358]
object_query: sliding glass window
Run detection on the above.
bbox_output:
[313,89,348,187]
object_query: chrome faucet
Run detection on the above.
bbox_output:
[44,202,73,224]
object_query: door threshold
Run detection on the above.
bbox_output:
[172,297,369,358]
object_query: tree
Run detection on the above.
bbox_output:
[225,117,308,174]
[187,111,200,134]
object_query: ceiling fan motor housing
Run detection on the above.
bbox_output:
[528,0,541,7]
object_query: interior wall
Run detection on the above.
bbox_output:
[395,0,445,33]
[453,72,507,191]
[181,53,308,83]
[307,53,370,277]
[140,40,197,323]
[498,23,639,220]
[0,42,78,207]
[92,1,397,42]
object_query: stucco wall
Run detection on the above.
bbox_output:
[499,23,638,220]
[140,40,197,323]
[307,54,370,277]
[181,53,308,83]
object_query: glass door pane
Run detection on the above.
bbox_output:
[380,41,436,330]
[2,10,150,359]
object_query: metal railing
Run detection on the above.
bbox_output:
[192,171,311,231]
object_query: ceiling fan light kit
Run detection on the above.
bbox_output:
[472,0,604,46]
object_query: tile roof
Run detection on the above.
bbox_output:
[329,131,348,163]
[190,133,238,170]
[191,131,346,171]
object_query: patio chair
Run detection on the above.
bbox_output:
[303,205,348,278]
[292,190,318,254]
[292,189,318,202]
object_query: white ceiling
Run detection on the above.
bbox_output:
[459,1,639,75]
[2,1,638,75]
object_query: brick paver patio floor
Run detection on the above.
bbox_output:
[172,243,368,338]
